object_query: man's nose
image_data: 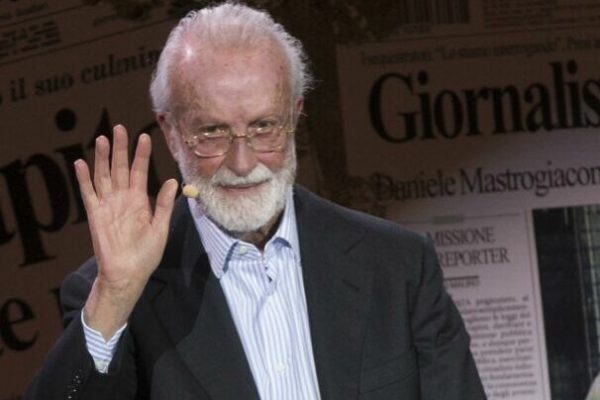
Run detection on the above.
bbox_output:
[224,135,258,176]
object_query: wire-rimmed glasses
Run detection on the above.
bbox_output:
[180,114,294,158]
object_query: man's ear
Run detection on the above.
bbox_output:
[157,113,179,158]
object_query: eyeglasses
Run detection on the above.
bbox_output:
[181,116,294,158]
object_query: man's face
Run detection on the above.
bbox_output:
[162,43,299,233]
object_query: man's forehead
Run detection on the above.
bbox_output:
[179,40,287,76]
[170,43,291,113]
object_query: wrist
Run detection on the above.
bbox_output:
[83,277,143,340]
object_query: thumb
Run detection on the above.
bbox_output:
[152,179,178,232]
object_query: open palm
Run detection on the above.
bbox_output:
[74,125,177,338]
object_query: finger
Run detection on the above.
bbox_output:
[111,125,130,189]
[74,159,99,212]
[130,133,152,193]
[152,179,178,232]
[94,135,112,198]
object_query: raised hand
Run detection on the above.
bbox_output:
[74,125,178,339]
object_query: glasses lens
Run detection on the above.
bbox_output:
[194,137,230,157]
[250,129,287,151]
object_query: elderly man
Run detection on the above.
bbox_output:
[26,3,485,400]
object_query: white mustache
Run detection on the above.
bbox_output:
[211,164,274,187]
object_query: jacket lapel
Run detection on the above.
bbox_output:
[147,198,259,399]
[145,189,373,400]
[295,187,373,400]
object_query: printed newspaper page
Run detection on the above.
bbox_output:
[0,1,177,395]
[337,1,600,399]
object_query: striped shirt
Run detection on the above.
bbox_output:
[83,190,321,399]
[190,189,321,400]
[81,314,126,373]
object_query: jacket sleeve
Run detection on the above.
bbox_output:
[24,260,138,400]
[410,238,487,399]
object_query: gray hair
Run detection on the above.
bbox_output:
[149,2,312,114]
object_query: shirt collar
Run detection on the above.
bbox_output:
[188,188,299,279]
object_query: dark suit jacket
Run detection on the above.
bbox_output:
[26,186,486,400]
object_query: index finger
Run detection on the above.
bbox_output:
[130,133,152,192]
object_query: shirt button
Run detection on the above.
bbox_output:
[274,362,287,372]
[238,246,248,255]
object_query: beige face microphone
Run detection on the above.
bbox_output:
[181,183,199,199]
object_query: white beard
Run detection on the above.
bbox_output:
[177,143,296,233]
